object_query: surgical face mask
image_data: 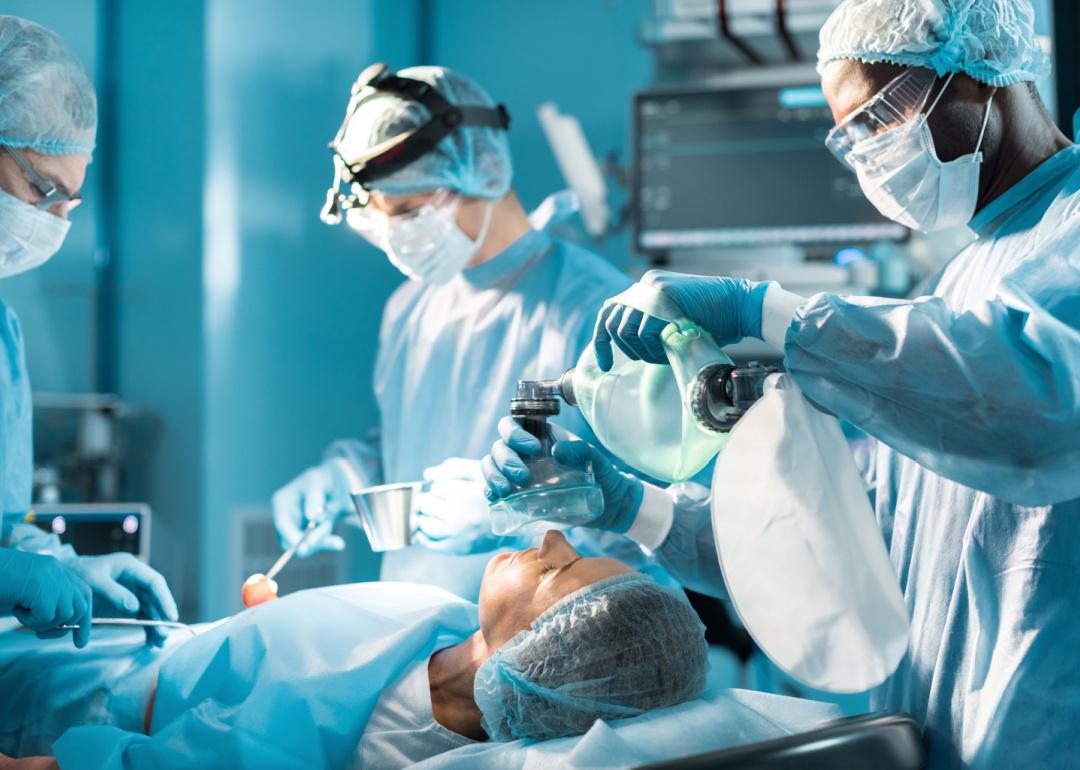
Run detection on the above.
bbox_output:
[347,191,494,285]
[847,73,996,233]
[0,187,71,278]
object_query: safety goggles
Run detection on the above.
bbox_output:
[825,69,937,168]
[0,145,83,212]
[344,188,459,240]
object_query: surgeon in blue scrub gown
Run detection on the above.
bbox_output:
[272,65,664,600]
[485,2,1080,767]
[0,15,176,648]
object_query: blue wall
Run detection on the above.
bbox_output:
[112,0,207,618]
[199,0,407,618]
[429,0,654,268]
[428,0,653,214]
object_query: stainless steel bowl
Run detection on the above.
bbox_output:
[350,481,421,552]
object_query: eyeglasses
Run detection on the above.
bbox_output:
[0,145,83,212]
[825,69,936,168]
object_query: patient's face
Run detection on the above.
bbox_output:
[477,530,632,651]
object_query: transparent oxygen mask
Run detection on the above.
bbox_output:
[488,381,604,536]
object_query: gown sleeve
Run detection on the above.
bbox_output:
[3,521,76,557]
[784,226,1080,508]
[650,480,728,600]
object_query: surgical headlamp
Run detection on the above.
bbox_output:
[321,63,511,225]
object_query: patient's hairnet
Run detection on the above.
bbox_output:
[817,0,1049,87]
[474,573,708,742]
[0,16,97,157]
[339,66,512,200]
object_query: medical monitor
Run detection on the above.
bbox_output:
[633,73,907,254]
[23,504,150,560]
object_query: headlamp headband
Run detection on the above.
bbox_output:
[321,63,511,225]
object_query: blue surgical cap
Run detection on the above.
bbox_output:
[0,16,97,157]
[817,0,1049,87]
[474,573,708,742]
[339,66,512,200]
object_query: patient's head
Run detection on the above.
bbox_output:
[473,531,708,741]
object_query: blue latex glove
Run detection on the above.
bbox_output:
[481,416,644,533]
[61,553,178,647]
[412,458,513,554]
[593,270,773,371]
[272,460,354,557]
[0,547,92,647]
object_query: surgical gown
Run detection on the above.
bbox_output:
[650,144,1080,768]
[784,144,1080,768]
[374,229,646,599]
[47,583,479,770]
[0,298,69,561]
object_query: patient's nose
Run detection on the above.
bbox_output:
[538,530,577,564]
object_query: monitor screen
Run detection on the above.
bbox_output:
[634,82,906,252]
[25,505,149,559]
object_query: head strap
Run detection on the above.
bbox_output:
[329,63,510,190]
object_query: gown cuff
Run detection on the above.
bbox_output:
[625,482,674,551]
[760,284,808,350]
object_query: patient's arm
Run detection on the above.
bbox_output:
[0,753,59,770]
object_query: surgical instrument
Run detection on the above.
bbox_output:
[243,518,321,608]
[58,617,196,635]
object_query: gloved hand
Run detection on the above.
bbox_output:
[481,417,644,533]
[593,270,773,371]
[61,553,178,647]
[412,458,506,554]
[272,459,356,557]
[0,547,92,648]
